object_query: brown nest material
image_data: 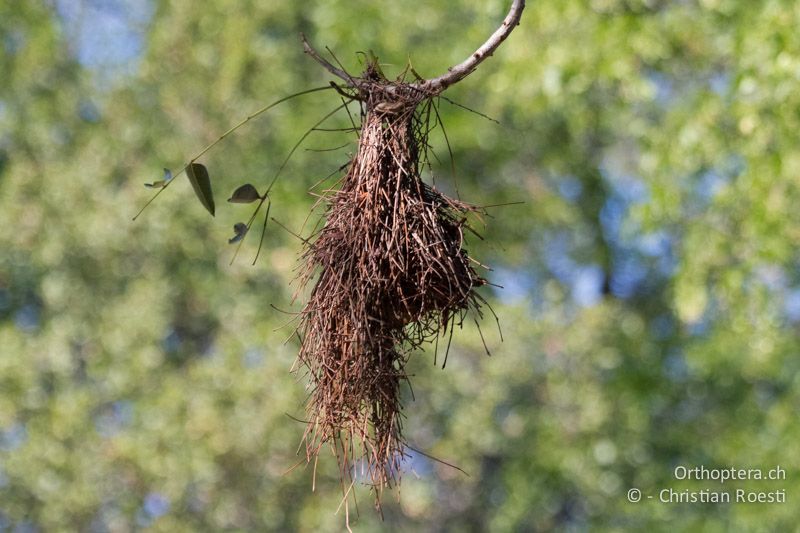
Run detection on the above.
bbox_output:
[297,77,486,495]
[294,0,524,508]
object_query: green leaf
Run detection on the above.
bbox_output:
[227,184,262,203]
[186,163,215,216]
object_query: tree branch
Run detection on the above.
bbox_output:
[417,0,525,94]
[301,33,351,82]
[300,0,524,96]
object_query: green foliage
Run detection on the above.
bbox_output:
[1,0,799,531]
[227,184,263,204]
[185,163,215,216]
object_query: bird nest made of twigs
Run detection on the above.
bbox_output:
[291,1,524,514]
[295,66,489,503]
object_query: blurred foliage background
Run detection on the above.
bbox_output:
[1,0,799,531]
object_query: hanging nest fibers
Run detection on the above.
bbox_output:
[293,0,525,509]
[296,68,486,497]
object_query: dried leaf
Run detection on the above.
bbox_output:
[229,222,248,244]
[144,168,173,189]
[228,184,262,203]
[186,163,215,216]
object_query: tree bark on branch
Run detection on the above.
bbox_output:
[302,0,525,95]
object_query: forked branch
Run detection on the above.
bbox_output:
[301,0,525,95]
[301,33,350,82]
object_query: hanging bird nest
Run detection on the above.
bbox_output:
[294,0,525,510]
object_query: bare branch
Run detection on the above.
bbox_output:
[301,33,351,82]
[417,0,525,94]
[301,1,524,96]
